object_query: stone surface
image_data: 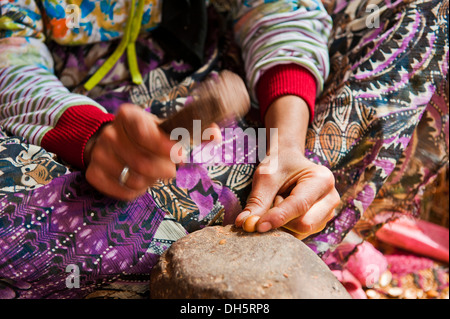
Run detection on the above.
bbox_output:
[150,225,351,299]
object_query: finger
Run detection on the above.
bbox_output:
[256,173,335,232]
[283,190,339,236]
[104,122,177,179]
[87,165,147,201]
[282,210,334,240]
[274,195,284,206]
[101,153,158,192]
[86,155,147,201]
[87,140,153,193]
[284,216,331,241]
[115,104,176,158]
[115,147,177,182]
[235,174,280,228]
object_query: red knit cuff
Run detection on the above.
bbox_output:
[256,64,317,123]
[41,105,115,170]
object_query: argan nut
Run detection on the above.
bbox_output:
[262,282,272,288]
[426,290,439,298]
[404,288,417,299]
[243,215,261,233]
[379,270,392,287]
[387,287,403,297]
[365,289,379,299]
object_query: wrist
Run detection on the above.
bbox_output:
[83,136,96,168]
[41,105,115,170]
[83,123,110,169]
[256,64,317,123]
[264,95,310,153]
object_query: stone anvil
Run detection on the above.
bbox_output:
[152,71,350,299]
[150,225,351,299]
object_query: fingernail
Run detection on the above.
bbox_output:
[257,222,272,232]
[235,210,251,226]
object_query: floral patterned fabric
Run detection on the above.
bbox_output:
[0,0,331,147]
[303,0,448,255]
[0,0,448,298]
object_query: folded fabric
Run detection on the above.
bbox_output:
[376,217,449,263]
[331,269,366,299]
[345,241,389,288]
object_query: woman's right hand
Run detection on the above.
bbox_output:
[84,103,179,201]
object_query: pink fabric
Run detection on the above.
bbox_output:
[345,241,389,287]
[328,217,448,298]
[376,216,449,263]
[385,253,434,277]
[331,269,367,299]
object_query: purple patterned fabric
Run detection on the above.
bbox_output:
[0,173,166,298]
[0,0,448,298]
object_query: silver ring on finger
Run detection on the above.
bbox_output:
[119,165,130,186]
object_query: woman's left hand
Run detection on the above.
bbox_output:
[234,95,340,239]
[235,149,340,239]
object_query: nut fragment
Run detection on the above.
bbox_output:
[379,270,392,287]
[243,215,261,233]
[426,290,439,298]
[404,288,417,299]
[365,289,380,299]
[262,282,273,288]
[388,287,403,297]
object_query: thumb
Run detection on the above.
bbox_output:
[235,174,279,229]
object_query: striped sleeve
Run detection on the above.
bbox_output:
[0,1,114,169]
[224,0,332,108]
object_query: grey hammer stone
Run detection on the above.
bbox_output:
[150,225,351,299]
